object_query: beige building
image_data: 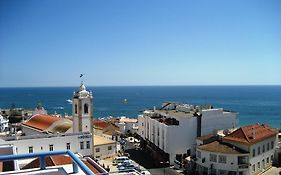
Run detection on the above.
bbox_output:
[93,135,117,160]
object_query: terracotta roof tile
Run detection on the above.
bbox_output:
[198,141,248,154]
[223,124,277,145]
[22,156,107,174]
[22,114,60,131]
[82,160,101,174]
[93,120,109,129]
[22,155,72,169]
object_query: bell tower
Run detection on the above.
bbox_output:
[72,82,93,133]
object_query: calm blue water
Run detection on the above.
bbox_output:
[0,86,280,128]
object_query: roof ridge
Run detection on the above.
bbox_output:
[240,127,250,143]
[49,156,56,166]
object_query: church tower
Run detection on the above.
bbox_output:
[72,83,93,133]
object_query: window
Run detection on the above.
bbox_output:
[142,123,144,126]
[267,142,270,151]
[108,146,112,150]
[257,162,260,169]
[75,104,77,114]
[252,148,255,157]
[86,141,90,149]
[197,151,201,158]
[266,157,269,164]
[271,141,274,149]
[28,146,33,153]
[271,155,273,162]
[252,164,255,172]
[84,104,88,114]
[210,154,217,162]
[218,155,226,163]
[96,148,100,152]
[80,142,84,149]
[218,170,227,175]
[142,131,144,135]
[66,143,71,150]
[262,145,265,153]
[49,144,53,151]
[257,147,260,155]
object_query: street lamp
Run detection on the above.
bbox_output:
[160,161,169,175]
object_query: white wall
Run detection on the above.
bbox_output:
[138,108,238,165]
[196,149,249,175]
[22,126,43,136]
[249,137,276,174]
[0,133,93,157]
[93,143,116,159]
[201,109,237,136]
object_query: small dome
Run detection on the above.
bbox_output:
[80,84,86,91]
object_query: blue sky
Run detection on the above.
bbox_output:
[0,0,280,87]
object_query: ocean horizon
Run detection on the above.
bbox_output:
[0,85,280,129]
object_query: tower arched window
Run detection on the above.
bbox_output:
[84,103,89,114]
[75,104,78,114]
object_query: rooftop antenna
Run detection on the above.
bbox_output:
[80,73,85,84]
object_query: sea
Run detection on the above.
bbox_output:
[0,86,280,129]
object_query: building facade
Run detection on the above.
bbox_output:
[0,115,9,132]
[138,102,237,164]
[0,132,93,158]
[93,135,117,160]
[196,124,278,175]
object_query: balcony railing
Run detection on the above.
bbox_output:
[0,150,95,175]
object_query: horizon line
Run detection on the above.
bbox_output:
[1,84,281,88]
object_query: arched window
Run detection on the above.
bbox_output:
[84,103,89,114]
[75,104,78,114]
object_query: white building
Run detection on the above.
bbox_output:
[196,124,278,175]
[138,102,237,164]
[116,117,138,134]
[93,135,117,160]
[0,115,9,132]
[0,132,93,157]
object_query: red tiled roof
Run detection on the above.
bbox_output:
[223,124,278,145]
[22,155,72,169]
[22,155,107,174]
[198,141,248,154]
[22,114,60,131]
[82,160,101,174]
[93,120,109,129]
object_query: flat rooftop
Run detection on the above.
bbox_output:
[0,132,91,141]
[154,109,194,118]
[94,135,116,146]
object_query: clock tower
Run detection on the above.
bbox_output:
[72,83,93,134]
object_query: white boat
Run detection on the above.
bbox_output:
[66,99,72,104]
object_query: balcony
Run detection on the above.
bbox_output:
[238,156,249,169]
[0,150,105,175]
